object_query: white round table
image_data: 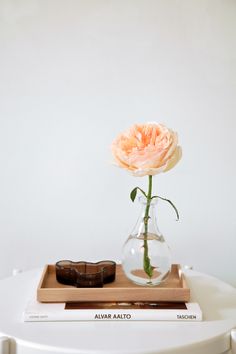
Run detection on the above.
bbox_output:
[0,267,236,354]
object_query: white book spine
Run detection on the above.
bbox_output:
[23,303,202,322]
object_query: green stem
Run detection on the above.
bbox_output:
[143,175,153,279]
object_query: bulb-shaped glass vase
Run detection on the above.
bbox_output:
[122,197,171,286]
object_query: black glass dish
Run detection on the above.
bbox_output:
[55,260,116,288]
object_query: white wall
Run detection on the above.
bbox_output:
[0,0,235,286]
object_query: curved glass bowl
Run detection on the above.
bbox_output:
[55,260,116,288]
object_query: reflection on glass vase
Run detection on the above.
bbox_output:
[122,196,171,286]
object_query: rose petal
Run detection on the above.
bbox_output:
[111,122,181,176]
[164,146,182,172]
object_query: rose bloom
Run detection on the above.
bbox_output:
[112,122,182,177]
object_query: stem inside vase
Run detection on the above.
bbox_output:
[143,175,153,279]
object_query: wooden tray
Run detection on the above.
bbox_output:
[37,264,190,303]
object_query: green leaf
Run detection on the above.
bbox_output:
[130,187,147,202]
[130,187,138,202]
[153,195,180,221]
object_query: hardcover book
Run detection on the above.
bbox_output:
[23,299,203,322]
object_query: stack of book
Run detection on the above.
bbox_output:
[23,264,203,322]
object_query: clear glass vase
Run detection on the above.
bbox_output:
[122,196,171,286]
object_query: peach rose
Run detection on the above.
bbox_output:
[112,122,182,177]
